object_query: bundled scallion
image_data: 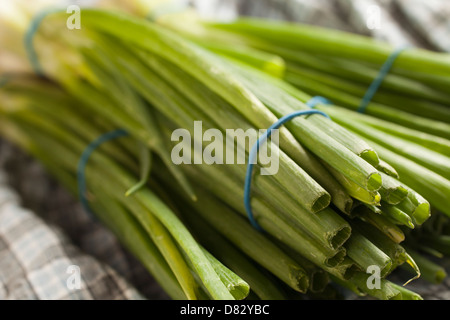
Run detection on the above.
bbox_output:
[1,0,449,301]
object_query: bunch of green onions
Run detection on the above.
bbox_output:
[163,14,450,278]
[0,3,448,300]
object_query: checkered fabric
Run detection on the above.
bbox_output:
[0,171,144,300]
[394,0,450,52]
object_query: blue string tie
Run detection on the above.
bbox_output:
[243,46,407,230]
[25,7,65,76]
[244,96,331,231]
[77,129,129,218]
[357,46,409,113]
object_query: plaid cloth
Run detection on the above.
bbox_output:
[395,0,450,52]
[0,139,170,300]
[335,0,419,47]
[0,170,145,300]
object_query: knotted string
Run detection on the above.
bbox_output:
[77,129,129,218]
[244,96,331,231]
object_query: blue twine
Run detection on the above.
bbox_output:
[244,97,331,231]
[77,129,129,218]
[357,46,409,113]
[24,7,63,76]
